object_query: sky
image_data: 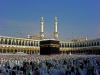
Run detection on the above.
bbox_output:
[0,0,100,40]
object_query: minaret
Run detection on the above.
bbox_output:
[54,16,58,39]
[40,17,44,39]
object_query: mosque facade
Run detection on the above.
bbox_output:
[0,17,100,55]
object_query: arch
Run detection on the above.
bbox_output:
[77,42,79,47]
[85,42,88,47]
[4,39,7,44]
[64,43,66,48]
[5,39,7,44]
[7,39,10,44]
[87,42,89,47]
[16,40,18,45]
[80,43,83,47]
[8,39,11,45]
[36,41,38,46]
[97,41,100,46]
[12,39,16,45]
[88,42,91,46]
[84,42,87,47]
[2,49,6,53]
[1,38,4,44]
[10,49,14,53]
[65,43,67,47]
[72,43,74,47]
[30,41,32,46]
[31,41,34,46]
[27,50,29,54]
[14,39,17,45]
[37,41,40,47]
[25,41,29,46]
[26,41,29,46]
[19,40,21,45]
[74,43,77,47]
[3,39,5,44]
[65,43,68,47]
[20,40,23,46]
[91,42,94,46]
[34,41,36,46]
[32,50,34,54]
[0,38,1,44]
[31,42,33,46]
[24,40,27,46]
[23,49,26,53]
[82,43,84,47]
[62,43,64,47]
[0,49,2,53]
[28,41,30,46]
[36,50,39,54]
[70,43,72,47]
[7,49,10,53]
[22,41,24,46]
[72,43,75,47]
[60,43,62,47]
[15,49,17,53]
[94,41,97,46]
[68,43,70,47]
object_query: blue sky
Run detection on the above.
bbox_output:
[0,0,100,40]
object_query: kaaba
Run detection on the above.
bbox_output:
[40,40,60,55]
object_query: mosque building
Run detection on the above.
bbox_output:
[0,17,100,55]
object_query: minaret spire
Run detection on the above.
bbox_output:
[40,17,44,39]
[54,16,58,39]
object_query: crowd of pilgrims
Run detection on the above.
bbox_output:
[0,54,100,75]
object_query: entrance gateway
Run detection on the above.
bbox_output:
[40,39,60,55]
